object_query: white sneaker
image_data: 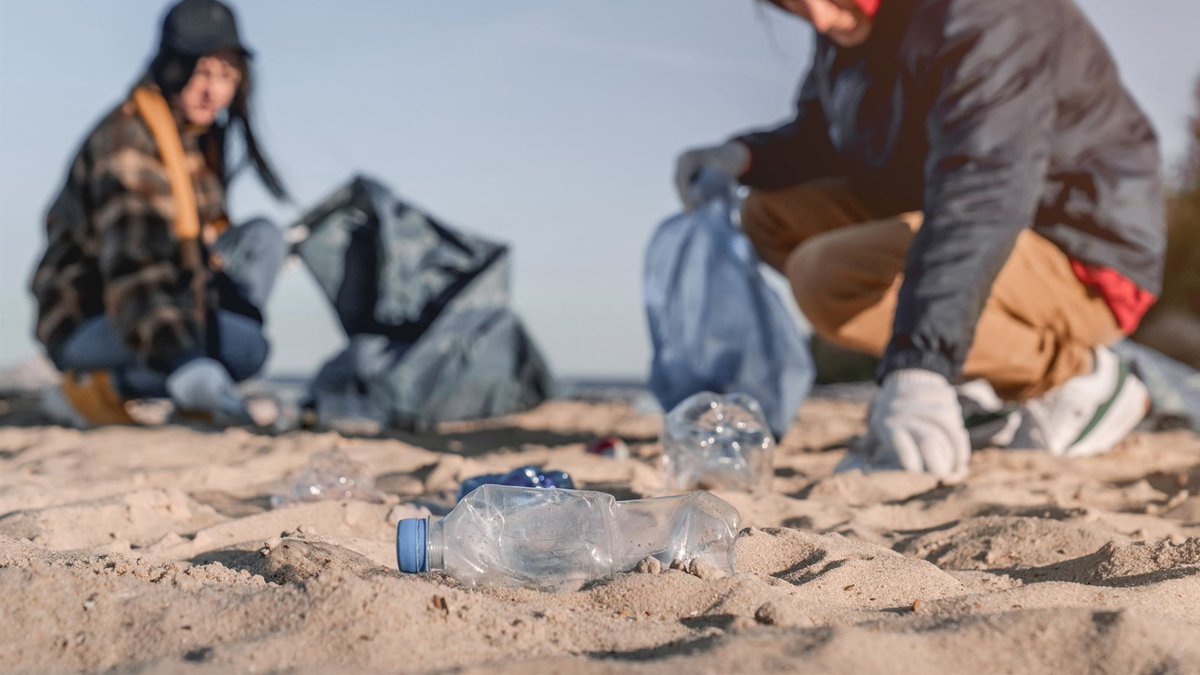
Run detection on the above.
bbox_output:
[958,379,1022,449]
[1023,346,1149,458]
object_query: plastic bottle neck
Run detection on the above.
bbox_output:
[426,516,445,572]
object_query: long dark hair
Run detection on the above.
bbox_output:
[148,49,288,201]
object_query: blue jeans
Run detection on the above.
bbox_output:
[51,219,287,397]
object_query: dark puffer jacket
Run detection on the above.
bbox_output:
[737,0,1164,381]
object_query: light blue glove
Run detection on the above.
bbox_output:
[674,141,750,211]
[841,369,971,479]
[166,357,250,425]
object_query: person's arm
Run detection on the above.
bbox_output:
[91,115,204,373]
[734,64,839,190]
[882,0,1057,380]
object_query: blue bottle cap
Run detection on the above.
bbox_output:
[396,518,428,573]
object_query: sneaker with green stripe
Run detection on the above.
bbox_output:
[1023,346,1149,458]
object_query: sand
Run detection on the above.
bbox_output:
[1,382,1199,674]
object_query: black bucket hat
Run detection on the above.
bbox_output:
[158,0,253,59]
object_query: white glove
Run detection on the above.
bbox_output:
[674,141,750,211]
[848,369,971,479]
[166,357,250,424]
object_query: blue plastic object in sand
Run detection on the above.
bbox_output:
[456,465,574,501]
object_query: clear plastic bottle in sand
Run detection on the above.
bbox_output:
[662,391,774,492]
[270,449,383,508]
[396,485,740,591]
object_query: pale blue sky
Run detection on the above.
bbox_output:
[2,1,1198,378]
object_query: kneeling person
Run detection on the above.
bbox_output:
[30,0,288,426]
[675,0,1164,476]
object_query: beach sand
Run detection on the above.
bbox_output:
[1,381,1199,673]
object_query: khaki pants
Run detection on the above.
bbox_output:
[741,179,1122,400]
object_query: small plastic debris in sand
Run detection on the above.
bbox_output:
[586,437,631,460]
[662,392,774,492]
[270,449,384,508]
[456,466,574,502]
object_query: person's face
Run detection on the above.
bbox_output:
[177,51,243,126]
[774,0,873,47]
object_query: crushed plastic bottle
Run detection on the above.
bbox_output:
[456,465,574,502]
[396,485,741,591]
[662,391,774,492]
[270,449,384,508]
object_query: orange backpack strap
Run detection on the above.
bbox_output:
[131,87,200,241]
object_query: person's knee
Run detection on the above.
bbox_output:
[217,313,270,381]
[740,188,795,244]
[224,333,269,382]
[741,189,797,271]
[786,235,854,340]
[238,217,287,258]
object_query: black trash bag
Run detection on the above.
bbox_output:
[295,175,509,341]
[308,308,554,432]
[294,176,553,430]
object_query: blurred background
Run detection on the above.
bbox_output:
[2,0,1198,380]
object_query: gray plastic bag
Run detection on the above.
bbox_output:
[644,176,814,439]
[296,176,553,431]
[1114,340,1200,432]
[295,175,509,341]
[308,308,553,431]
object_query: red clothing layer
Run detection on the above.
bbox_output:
[1070,261,1156,335]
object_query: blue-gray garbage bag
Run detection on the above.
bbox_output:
[295,175,509,342]
[644,190,814,439]
[308,308,553,432]
[295,176,553,430]
[1114,340,1200,432]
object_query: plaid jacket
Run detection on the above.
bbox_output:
[31,88,226,372]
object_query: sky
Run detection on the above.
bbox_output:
[1,0,1198,379]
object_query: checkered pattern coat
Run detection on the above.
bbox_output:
[31,87,226,372]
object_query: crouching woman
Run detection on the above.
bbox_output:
[30,0,288,426]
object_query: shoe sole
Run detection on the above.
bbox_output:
[1063,371,1149,458]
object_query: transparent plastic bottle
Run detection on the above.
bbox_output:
[662,391,775,492]
[456,465,574,501]
[270,449,383,508]
[396,485,740,591]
